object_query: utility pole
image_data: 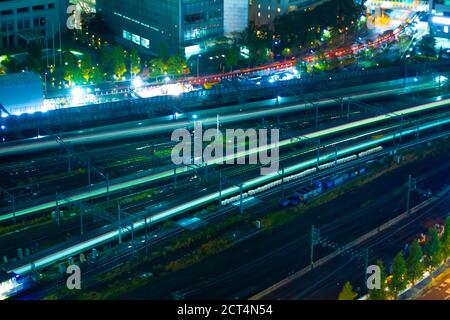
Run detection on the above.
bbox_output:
[239,183,243,214]
[406,175,417,214]
[118,204,122,244]
[218,170,222,206]
[173,168,177,187]
[334,145,338,175]
[106,174,110,201]
[55,193,60,225]
[87,158,91,190]
[316,139,321,169]
[80,204,84,236]
[310,225,320,269]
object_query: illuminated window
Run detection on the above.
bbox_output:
[122,30,131,41]
[132,34,140,45]
[141,37,150,48]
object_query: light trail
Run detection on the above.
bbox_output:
[0,76,441,158]
[10,117,450,275]
[1,98,449,223]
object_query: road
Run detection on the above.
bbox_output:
[417,271,450,300]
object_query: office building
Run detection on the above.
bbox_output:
[251,0,324,26]
[0,0,68,49]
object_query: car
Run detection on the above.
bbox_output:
[247,75,263,82]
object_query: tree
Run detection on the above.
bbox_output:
[148,57,167,77]
[111,45,128,79]
[129,49,141,77]
[166,55,187,76]
[440,217,450,260]
[238,24,271,66]
[99,46,114,76]
[80,53,94,83]
[425,228,442,270]
[63,51,79,85]
[26,41,44,73]
[390,251,407,297]
[2,57,21,73]
[418,33,436,58]
[406,240,425,284]
[91,68,104,84]
[281,48,292,61]
[338,281,357,300]
[158,44,169,61]
[368,260,388,300]
[224,47,240,72]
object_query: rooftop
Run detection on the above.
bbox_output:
[0,72,42,88]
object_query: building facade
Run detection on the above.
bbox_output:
[430,0,450,38]
[224,0,249,35]
[0,0,68,49]
[251,0,323,26]
[98,0,241,57]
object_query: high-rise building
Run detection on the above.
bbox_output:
[0,0,68,49]
[224,0,249,35]
[98,0,244,57]
[251,0,324,26]
[430,0,450,38]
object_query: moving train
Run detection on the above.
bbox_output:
[0,270,34,300]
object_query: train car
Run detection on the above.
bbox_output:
[332,173,350,186]
[322,179,335,190]
[0,271,34,300]
[297,185,323,202]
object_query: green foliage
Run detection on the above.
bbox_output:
[2,57,22,73]
[147,54,187,78]
[25,42,44,73]
[129,49,141,76]
[273,0,364,50]
[237,24,271,66]
[166,55,187,76]
[338,281,357,300]
[390,251,407,297]
[440,217,450,260]
[418,33,436,58]
[425,228,442,269]
[224,47,240,72]
[406,240,425,284]
[80,52,94,83]
[368,260,388,300]
[99,45,128,79]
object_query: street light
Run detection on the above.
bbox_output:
[273,41,279,62]
[197,54,202,78]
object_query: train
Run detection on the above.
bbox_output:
[221,146,382,207]
[0,270,34,300]
[280,166,367,207]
